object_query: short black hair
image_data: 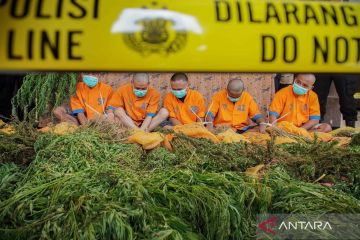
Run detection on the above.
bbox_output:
[171,72,188,82]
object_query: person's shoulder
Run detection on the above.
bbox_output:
[164,92,173,101]
[241,91,253,99]
[308,90,319,99]
[210,89,226,102]
[213,89,226,97]
[76,82,84,88]
[76,82,86,92]
[99,82,113,91]
[275,86,292,97]
[241,91,259,105]
[148,87,160,96]
[116,83,131,92]
[190,89,204,98]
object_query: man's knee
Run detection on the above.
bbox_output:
[157,108,169,119]
[319,123,332,133]
[322,123,332,133]
[114,107,126,117]
[53,106,66,118]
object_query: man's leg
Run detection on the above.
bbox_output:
[313,74,333,122]
[148,108,169,132]
[53,107,79,125]
[333,74,358,127]
[114,107,137,129]
[310,123,332,133]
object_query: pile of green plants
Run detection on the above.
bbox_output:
[149,134,264,172]
[11,73,77,122]
[273,140,360,199]
[0,125,360,239]
[0,122,38,165]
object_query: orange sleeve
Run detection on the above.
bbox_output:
[197,94,206,118]
[164,93,176,118]
[269,91,285,119]
[248,95,262,121]
[70,95,85,115]
[309,93,321,121]
[107,88,124,111]
[70,84,85,115]
[207,94,220,119]
[146,90,160,117]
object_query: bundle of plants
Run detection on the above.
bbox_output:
[272,141,360,193]
[0,121,38,165]
[0,128,152,239]
[33,128,143,173]
[142,147,179,170]
[332,181,360,201]
[167,134,265,172]
[350,133,360,147]
[0,163,24,202]
[0,161,145,239]
[263,167,360,214]
[12,72,77,122]
[86,120,131,143]
[145,170,271,239]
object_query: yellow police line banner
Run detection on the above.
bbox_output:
[0,0,359,72]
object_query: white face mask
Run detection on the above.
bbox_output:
[227,95,240,103]
[292,82,309,95]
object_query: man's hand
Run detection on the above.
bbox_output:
[269,115,277,125]
[301,119,320,130]
[169,118,182,126]
[259,123,267,133]
[206,122,214,131]
[214,124,231,133]
[256,117,268,133]
[140,116,153,132]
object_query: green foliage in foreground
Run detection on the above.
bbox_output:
[0,127,360,240]
[12,73,77,122]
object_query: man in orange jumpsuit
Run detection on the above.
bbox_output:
[106,73,161,132]
[205,79,266,133]
[269,73,332,132]
[147,73,207,129]
[53,74,113,125]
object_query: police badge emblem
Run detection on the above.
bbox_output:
[111,4,203,56]
[123,18,187,55]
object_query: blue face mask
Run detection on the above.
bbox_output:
[83,75,98,88]
[134,88,147,97]
[172,88,187,99]
[228,95,240,103]
[293,82,308,95]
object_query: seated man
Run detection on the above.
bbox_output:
[106,73,161,132]
[53,74,113,125]
[205,79,266,133]
[269,73,332,132]
[150,72,206,128]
